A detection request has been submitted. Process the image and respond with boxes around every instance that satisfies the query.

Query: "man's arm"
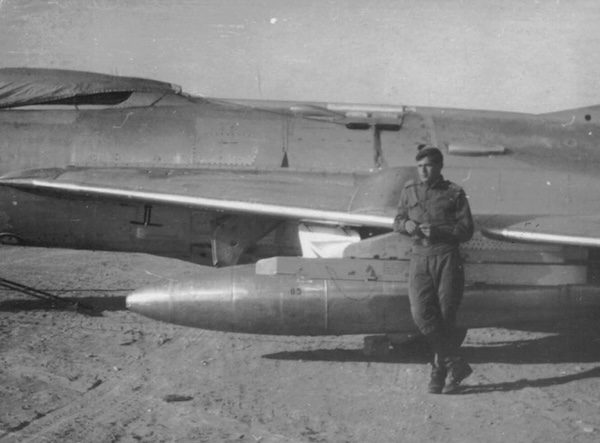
[393,189,409,234]
[452,190,475,242]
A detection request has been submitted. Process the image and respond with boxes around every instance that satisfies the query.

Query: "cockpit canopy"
[0,68,185,109]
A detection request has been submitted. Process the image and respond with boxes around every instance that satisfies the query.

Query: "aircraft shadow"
[264,324,600,366]
[264,340,432,365]
[264,329,600,392]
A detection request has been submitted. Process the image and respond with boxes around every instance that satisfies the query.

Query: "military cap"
[415,144,444,164]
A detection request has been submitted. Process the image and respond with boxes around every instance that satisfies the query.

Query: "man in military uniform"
[394,145,475,394]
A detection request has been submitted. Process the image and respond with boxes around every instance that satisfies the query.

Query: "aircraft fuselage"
[2,95,600,263]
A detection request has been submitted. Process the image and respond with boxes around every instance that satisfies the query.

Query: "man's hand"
[404,220,420,235]
[419,222,432,238]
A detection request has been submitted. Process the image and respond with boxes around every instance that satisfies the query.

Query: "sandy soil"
[1,246,599,443]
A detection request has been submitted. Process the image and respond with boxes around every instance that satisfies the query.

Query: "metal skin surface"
[125,266,411,336]
[125,265,600,335]
[3,69,600,335]
[2,70,600,259]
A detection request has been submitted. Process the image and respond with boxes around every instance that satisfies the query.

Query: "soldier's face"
[417,157,442,184]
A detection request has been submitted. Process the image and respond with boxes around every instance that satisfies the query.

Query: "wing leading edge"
[482,215,600,248]
[0,167,394,229]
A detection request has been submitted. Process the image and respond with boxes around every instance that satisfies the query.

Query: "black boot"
[428,360,447,394]
[423,332,449,394]
[442,357,472,394]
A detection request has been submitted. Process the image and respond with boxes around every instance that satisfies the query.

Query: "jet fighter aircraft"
[1,68,599,343]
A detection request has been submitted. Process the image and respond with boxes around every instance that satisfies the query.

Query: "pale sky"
[1,0,599,113]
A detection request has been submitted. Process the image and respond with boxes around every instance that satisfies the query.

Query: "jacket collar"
[419,175,445,189]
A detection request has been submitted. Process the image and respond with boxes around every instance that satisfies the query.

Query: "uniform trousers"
[408,248,464,357]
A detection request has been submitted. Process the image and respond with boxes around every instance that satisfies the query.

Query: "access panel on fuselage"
[286,118,375,171]
[0,110,77,173]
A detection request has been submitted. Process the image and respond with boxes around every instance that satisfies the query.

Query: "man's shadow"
[459,366,600,395]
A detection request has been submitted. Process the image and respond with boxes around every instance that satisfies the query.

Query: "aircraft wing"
[4,167,600,248]
[0,166,395,228]
[482,215,600,248]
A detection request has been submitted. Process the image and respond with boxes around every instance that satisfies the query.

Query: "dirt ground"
[1,246,599,443]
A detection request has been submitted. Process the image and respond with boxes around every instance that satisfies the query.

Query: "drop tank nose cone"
[126,281,175,322]
[125,269,238,329]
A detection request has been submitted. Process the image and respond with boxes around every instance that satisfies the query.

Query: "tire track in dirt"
[1,330,306,443]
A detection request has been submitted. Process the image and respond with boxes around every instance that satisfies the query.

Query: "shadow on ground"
[264,322,600,366]
[0,293,127,314]
[457,366,600,394]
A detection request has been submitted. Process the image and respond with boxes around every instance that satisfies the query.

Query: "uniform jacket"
[394,175,474,255]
